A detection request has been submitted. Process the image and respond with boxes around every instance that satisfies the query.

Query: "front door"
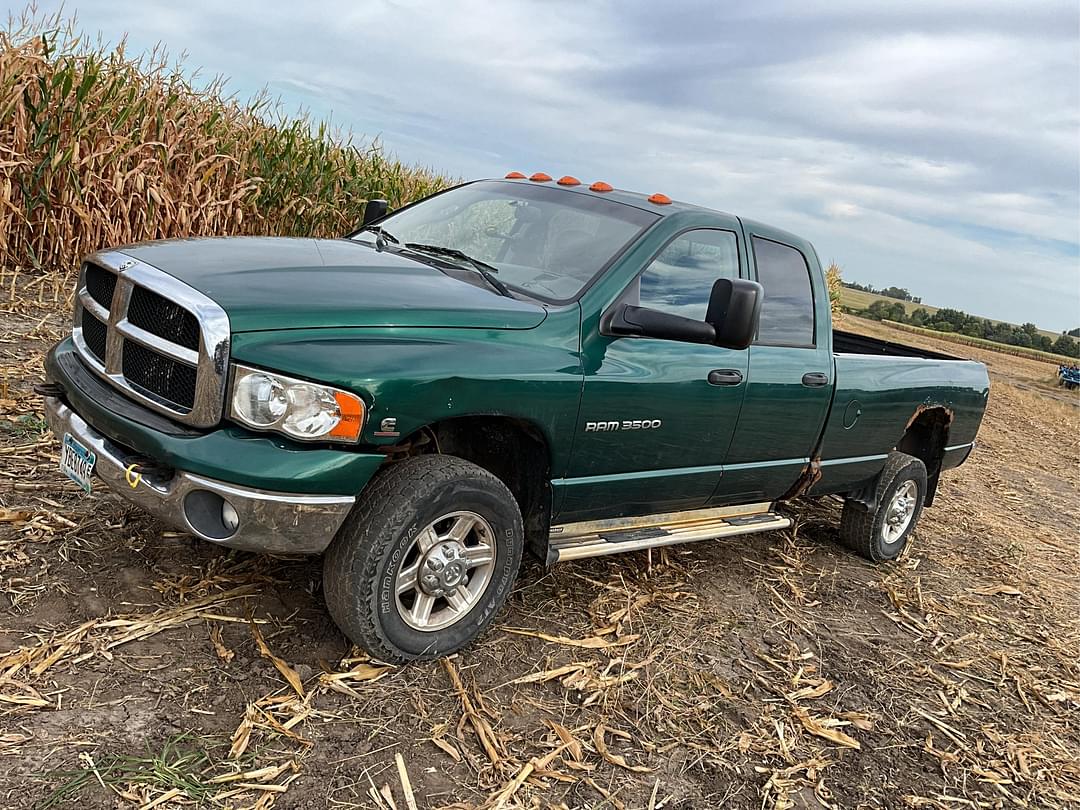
[557,228,750,521]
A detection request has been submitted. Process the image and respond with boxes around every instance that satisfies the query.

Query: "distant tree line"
[855,300,1080,358]
[843,281,921,303]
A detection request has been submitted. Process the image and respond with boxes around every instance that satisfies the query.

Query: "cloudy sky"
[45,0,1080,330]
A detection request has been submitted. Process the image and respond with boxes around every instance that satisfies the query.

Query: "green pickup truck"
[41,175,989,662]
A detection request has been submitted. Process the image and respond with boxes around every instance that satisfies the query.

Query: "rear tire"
[839,451,927,562]
[323,455,523,663]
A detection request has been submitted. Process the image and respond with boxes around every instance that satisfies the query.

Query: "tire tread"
[839,451,926,562]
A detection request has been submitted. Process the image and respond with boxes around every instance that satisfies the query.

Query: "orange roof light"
[529,172,552,182]
[557,175,581,186]
[589,181,613,192]
[504,171,526,179]
[648,193,672,205]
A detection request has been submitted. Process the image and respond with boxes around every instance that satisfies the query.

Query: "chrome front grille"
[71,251,231,428]
[79,308,108,362]
[84,263,117,309]
[127,285,201,350]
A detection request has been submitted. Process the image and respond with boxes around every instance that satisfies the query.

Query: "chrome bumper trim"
[44,397,354,554]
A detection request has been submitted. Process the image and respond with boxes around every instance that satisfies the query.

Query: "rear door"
[557,227,750,521]
[715,223,833,503]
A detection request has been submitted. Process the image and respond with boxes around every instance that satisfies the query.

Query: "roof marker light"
[589,181,613,192]
[529,172,552,182]
[648,193,672,205]
[557,175,581,186]
[505,171,526,179]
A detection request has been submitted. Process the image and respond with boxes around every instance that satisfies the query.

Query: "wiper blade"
[405,243,500,274]
[359,225,399,250]
[404,243,513,298]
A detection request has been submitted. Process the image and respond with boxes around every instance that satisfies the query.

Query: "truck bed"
[833,329,958,360]
[808,333,989,499]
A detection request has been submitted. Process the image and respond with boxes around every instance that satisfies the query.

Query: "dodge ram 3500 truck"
[41,175,989,662]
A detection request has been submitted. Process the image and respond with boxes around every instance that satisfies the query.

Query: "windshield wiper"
[403,243,513,298]
[359,225,399,251]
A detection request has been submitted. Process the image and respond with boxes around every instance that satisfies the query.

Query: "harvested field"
[1,299,1077,809]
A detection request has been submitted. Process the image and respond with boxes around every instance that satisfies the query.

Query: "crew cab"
[41,175,990,662]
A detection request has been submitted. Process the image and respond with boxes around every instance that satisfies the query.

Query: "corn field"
[0,8,451,289]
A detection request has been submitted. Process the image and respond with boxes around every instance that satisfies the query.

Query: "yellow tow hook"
[124,463,143,489]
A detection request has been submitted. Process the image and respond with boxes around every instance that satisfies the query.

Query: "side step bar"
[548,502,791,562]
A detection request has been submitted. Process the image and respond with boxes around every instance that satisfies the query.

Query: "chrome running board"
[548,502,791,562]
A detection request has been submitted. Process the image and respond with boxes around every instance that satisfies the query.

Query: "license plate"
[60,433,96,493]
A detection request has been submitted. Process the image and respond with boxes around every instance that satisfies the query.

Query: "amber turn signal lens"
[504,171,526,179]
[529,172,552,182]
[329,391,366,441]
[557,175,581,186]
[589,181,613,192]
[648,193,672,205]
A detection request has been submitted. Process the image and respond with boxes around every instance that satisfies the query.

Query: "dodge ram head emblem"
[117,259,136,271]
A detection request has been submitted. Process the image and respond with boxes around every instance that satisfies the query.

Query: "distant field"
[880,320,1076,365]
[839,287,939,317]
[838,288,1059,340]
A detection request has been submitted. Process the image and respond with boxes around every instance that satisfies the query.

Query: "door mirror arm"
[603,304,718,344]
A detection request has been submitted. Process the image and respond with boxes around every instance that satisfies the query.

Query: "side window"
[752,237,815,346]
[637,229,739,320]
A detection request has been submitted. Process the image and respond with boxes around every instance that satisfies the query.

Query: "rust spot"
[780,454,822,501]
[904,403,954,432]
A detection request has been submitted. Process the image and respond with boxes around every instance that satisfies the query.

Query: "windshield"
[352,180,659,302]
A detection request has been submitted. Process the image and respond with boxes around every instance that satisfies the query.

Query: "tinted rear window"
[752,237,815,346]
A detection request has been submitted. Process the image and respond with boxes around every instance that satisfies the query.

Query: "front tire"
[323,455,523,663]
[839,451,927,562]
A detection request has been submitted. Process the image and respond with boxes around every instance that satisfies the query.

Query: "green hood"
[116,237,548,333]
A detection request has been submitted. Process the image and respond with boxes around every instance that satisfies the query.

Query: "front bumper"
[44,396,355,554]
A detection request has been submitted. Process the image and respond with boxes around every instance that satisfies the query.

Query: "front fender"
[228,310,583,477]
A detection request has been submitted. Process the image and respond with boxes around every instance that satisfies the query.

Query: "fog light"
[221,501,239,532]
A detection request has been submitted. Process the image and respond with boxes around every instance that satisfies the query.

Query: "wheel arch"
[384,414,553,560]
[894,405,953,507]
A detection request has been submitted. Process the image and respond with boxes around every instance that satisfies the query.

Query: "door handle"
[802,372,829,387]
[708,369,744,386]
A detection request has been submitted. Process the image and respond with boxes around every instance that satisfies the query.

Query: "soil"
[1,302,1077,809]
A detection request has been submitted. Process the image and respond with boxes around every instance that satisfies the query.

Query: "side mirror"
[602,277,763,348]
[362,199,389,227]
[706,278,763,350]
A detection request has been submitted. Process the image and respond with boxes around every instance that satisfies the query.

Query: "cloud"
[45,0,1080,329]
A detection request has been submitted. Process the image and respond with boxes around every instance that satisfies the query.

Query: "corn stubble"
[0,7,450,293]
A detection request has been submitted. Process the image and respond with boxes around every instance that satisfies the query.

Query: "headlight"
[229,365,365,443]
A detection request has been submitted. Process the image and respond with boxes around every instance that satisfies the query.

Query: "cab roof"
[491,174,716,218]
[490,174,812,251]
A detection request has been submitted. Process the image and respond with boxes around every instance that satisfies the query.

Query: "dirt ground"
[0,295,1077,809]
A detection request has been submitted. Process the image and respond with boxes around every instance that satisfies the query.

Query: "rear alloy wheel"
[880,480,919,546]
[323,455,523,662]
[839,451,927,562]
